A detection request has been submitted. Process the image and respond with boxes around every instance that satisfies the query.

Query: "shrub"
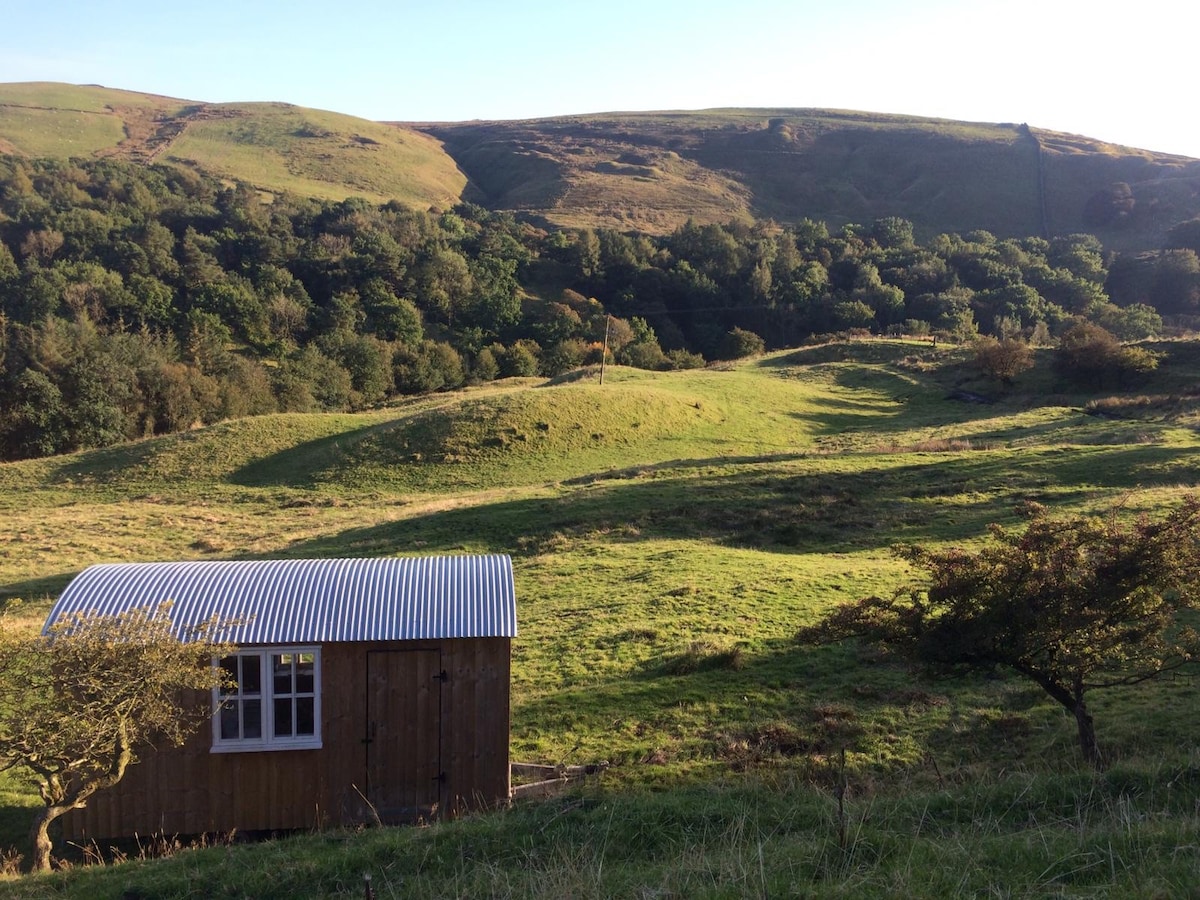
[716,327,766,360]
[973,336,1034,384]
[1055,321,1162,389]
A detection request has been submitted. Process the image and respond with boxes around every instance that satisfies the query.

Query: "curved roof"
[44,556,517,643]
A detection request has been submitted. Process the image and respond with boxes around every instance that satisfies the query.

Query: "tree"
[870,216,915,250]
[0,606,233,870]
[973,335,1034,384]
[796,498,1200,767]
[1166,217,1200,255]
[717,327,766,360]
[1055,321,1161,388]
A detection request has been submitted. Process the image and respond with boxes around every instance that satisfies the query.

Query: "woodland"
[2,154,1199,462]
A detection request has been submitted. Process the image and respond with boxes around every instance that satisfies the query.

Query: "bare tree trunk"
[1026,671,1104,769]
[29,804,71,872]
[27,727,133,871]
[1074,695,1102,769]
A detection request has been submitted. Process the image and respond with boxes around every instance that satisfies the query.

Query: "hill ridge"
[2,82,1200,249]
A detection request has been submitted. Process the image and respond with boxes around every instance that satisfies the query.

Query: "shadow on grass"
[5,443,1194,600]
[508,633,1007,778]
[227,422,394,488]
[0,786,39,863]
[269,442,1199,562]
[0,573,76,604]
[45,419,401,491]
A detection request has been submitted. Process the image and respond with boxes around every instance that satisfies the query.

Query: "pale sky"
[2,0,1195,157]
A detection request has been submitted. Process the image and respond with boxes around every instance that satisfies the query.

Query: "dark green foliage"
[1,152,1198,461]
[541,338,587,376]
[798,498,1200,765]
[619,339,669,370]
[1149,250,1200,314]
[1,369,66,458]
[496,340,541,378]
[1166,217,1200,255]
[471,346,500,382]
[973,336,1034,384]
[717,327,766,360]
[666,347,706,369]
[870,216,915,250]
[394,341,466,394]
[1055,321,1162,388]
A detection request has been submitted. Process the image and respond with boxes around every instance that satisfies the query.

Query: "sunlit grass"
[166,104,466,205]
[0,340,1198,891]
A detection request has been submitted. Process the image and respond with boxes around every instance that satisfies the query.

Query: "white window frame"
[212,646,322,753]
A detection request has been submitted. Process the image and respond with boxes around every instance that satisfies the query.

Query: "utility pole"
[600,314,611,385]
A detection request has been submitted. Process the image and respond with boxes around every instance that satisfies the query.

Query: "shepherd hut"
[42,555,516,840]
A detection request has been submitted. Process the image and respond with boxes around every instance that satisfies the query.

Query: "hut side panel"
[444,638,512,814]
[62,638,511,840]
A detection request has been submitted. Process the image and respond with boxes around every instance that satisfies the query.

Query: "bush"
[499,340,541,378]
[472,347,500,382]
[716,327,766,360]
[667,348,706,369]
[394,340,465,394]
[541,339,587,376]
[619,339,669,370]
[973,336,1034,384]
[1055,322,1162,389]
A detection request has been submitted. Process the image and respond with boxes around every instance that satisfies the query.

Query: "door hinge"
[433,669,448,683]
[431,771,446,783]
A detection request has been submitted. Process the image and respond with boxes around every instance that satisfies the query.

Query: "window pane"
[241,656,261,696]
[219,656,238,690]
[296,697,315,736]
[219,700,240,740]
[274,698,293,737]
[213,649,319,748]
[273,654,293,696]
[243,699,262,739]
[295,655,314,694]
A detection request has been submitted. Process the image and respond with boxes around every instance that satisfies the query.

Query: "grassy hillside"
[0,83,180,158]
[1,339,1199,895]
[421,109,1200,248]
[163,103,466,204]
[0,83,466,206]
[4,83,1199,249]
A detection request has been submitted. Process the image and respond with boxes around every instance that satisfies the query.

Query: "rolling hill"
[0,82,466,206]
[1,342,1200,895]
[420,109,1200,248]
[2,82,1199,250]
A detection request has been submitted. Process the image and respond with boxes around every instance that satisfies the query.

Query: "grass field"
[165,104,467,205]
[1,339,1199,896]
[0,83,467,208]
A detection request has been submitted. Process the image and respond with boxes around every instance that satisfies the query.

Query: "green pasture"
[0,106,124,159]
[165,104,466,205]
[0,83,184,114]
[1,340,1199,894]
[0,82,188,158]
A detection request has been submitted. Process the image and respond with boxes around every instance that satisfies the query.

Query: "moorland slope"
[3,83,1199,249]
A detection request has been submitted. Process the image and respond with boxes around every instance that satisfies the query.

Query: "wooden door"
[366,649,443,823]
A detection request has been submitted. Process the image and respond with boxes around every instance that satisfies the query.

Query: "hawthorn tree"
[1055,321,1161,388]
[973,335,1034,384]
[0,605,233,871]
[797,498,1200,767]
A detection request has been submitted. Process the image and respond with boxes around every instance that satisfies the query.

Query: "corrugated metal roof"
[43,556,517,643]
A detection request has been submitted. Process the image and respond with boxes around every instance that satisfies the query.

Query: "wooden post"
[600,315,611,385]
